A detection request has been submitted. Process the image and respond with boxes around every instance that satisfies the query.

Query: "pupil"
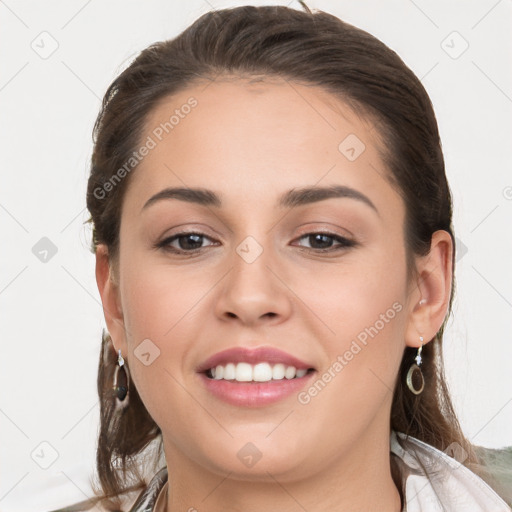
[311,234,331,249]
[180,234,202,250]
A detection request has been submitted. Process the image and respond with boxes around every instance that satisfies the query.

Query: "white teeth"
[285,365,296,379]
[272,363,285,380]
[208,362,311,382]
[213,365,224,380]
[223,362,236,380]
[253,363,272,382]
[235,362,253,382]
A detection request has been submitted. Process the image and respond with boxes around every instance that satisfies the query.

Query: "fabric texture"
[390,431,512,511]
[49,430,512,512]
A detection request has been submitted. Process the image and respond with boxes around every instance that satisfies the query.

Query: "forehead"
[122,77,400,219]
[143,77,380,160]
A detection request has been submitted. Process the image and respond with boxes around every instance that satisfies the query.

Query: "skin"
[96,77,453,512]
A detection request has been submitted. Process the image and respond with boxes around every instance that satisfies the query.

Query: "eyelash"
[154,230,357,256]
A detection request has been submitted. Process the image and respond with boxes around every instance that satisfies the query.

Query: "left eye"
[293,232,355,251]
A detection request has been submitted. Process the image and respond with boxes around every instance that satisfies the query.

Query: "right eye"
[155,232,218,254]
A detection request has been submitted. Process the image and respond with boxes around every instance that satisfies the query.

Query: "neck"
[161,425,402,512]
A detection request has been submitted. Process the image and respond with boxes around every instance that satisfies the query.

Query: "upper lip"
[196,346,315,373]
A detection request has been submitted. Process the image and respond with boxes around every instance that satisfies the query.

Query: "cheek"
[120,255,209,341]
[290,265,406,458]
[119,264,206,442]
[292,244,407,342]
[118,250,224,417]
[292,243,407,399]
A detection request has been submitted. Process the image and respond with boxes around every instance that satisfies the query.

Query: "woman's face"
[104,78,424,480]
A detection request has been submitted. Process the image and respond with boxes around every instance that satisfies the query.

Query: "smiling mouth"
[204,362,316,382]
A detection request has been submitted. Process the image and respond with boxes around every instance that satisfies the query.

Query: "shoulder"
[49,468,168,512]
[472,444,512,507]
[390,430,512,511]
[47,487,144,512]
[48,496,139,512]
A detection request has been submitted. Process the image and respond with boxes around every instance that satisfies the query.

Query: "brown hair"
[85,2,478,506]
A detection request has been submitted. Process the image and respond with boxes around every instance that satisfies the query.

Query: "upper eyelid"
[160,230,353,249]
[162,228,350,240]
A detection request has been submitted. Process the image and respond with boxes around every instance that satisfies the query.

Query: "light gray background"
[1,0,511,510]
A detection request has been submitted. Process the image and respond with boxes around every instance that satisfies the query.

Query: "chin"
[191,431,316,482]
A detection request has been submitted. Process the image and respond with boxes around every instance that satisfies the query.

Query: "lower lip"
[198,372,316,407]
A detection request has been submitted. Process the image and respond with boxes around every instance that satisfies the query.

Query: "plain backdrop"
[1,0,511,510]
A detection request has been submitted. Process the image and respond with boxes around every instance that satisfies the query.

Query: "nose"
[213,238,293,327]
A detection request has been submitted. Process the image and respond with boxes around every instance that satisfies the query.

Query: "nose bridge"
[231,232,276,298]
[214,231,292,324]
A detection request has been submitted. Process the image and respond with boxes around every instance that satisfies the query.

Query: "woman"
[56,3,511,511]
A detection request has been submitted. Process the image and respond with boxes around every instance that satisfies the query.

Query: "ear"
[404,230,453,348]
[95,244,128,355]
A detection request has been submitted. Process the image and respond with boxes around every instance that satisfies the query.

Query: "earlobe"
[95,244,127,353]
[405,230,453,348]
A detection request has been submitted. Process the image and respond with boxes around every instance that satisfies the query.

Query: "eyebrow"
[141,185,379,215]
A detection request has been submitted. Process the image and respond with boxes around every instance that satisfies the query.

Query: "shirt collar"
[390,430,511,511]
[128,432,511,511]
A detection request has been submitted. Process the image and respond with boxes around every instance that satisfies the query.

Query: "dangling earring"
[406,337,424,395]
[113,349,130,406]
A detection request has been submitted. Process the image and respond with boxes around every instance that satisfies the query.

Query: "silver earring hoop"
[406,339,424,395]
[113,349,130,407]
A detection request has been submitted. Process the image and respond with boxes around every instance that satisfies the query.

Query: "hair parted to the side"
[85,2,479,504]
